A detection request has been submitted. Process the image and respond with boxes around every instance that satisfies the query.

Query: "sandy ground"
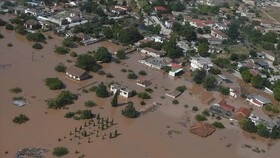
[1,14,280,158]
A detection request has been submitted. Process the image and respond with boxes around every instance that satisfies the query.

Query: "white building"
[246,94,271,108]
[140,47,165,58]
[190,57,213,70]
[110,84,133,98]
[65,65,88,81]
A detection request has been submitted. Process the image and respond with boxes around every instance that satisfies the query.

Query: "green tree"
[116,50,126,59]
[251,75,264,89]
[55,63,67,72]
[239,118,257,133]
[241,70,253,83]
[203,75,217,90]
[32,43,43,49]
[54,46,69,54]
[137,92,151,99]
[5,24,14,30]
[227,23,239,40]
[26,32,46,42]
[0,18,7,26]
[273,87,280,101]
[80,110,94,119]
[163,35,182,59]
[52,147,69,157]
[84,100,96,107]
[270,125,280,139]
[262,31,278,43]
[76,54,96,71]
[13,114,29,124]
[195,114,207,121]
[208,67,221,75]
[118,27,142,44]
[212,121,225,128]
[220,86,230,95]
[198,42,209,57]
[47,91,78,109]
[121,104,140,118]
[111,90,119,107]
[96,82,109,98]
[94,47,112,63]
[45,77,64,90]
[191,69,207,84]
[257,123,270,138]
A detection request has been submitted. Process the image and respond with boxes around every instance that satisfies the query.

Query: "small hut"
[189,122,216,138]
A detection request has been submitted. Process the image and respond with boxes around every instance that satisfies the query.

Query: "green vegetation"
[138,70,147,76]
[76,54,97,71]
[84,100,97,107]
[116,50,126,59]
[96,82,109,98]
[191,69,206,84]
[26,32,46,42]
[203,75,217,90]
[202,109,210,117]
[32,43,43,49]
[70,51,77,57]
[54,46,69,54]
[239,118,257,133]
[111,91,119,107]
[163,35,182,59]
[0,18,7,26]
[172,99,179,104]
[176,85,187,93]
[137,92,151,99]
[265,105,280,113]
[55,63,67,72]
[7,43,13,47]
[127,72,138,79]
[219,86,230,95]
[212,121,225,128]
[0,33,3,39]
[118,27,142,44]
[9,87,22,94]
[52,147,69,157]
[208,67,221,75]
[64,112,75,118]
[195,114,207,121]
[45,77,64,90]
[192,106,199,112]
[122,103,140,118]
[5,24,14,30]
[94,47,112,63]
[79,110,94,119]
[46,91,78,109]
[13,114,29,124]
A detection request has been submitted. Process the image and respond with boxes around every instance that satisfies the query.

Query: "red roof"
[171,63,182,69]
[154,6,167,11]
[236,107,251,117]
[218,103,235,112]
[253,99,262,106]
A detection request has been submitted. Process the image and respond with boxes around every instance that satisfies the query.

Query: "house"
[211,29,228,40]
[249,114,275,130]
[190,57,213,70]
[232,107,251,121]
[165,90,182,98]
[217,99,235,112]
[110,84,133,98]
[169,63,183,77]
[65,65,88,81]
[66,15,81,23]
[263,51,276,61]
[255,60,269,68]
[189,122,216,138]
[154,6,167,12]
[76,33,90,41]
[209,104,233,118]
[111,7,126,16]
[139,57,166,69]
[140,47,165,58]
[24,8,39,16]
[189,19,214,28]
[24,19,41,30]
[246,94,271,108]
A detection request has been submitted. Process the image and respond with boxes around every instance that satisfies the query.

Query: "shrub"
[13,114,29,124]
[7,43,13,47]
[116,50,126,59]
[209,67,221,75]
[220,86,230,95]
[137,92,151,99]
[5,24,14,30]
[176,85,187,93]
[144,88,153,93]
[122,104,140,118]
[82,89,88,93]
[114,58,121,63]
[79,110,94,119]
[192,106,199,112]
[265,104,280,113]
[138,70,147,76]
[55,46,69,54]
[121,69,127,72]
[32,43,43,49]
[195,114,207,121]
[55,63,67,72]
[140,101,146,105]
[47,35,53,39]
[96,82,109,98]
[64,112,75,118]
[70,51,77,57]
[128,72,138,79]
[9,87,22,94]
[84,100,97,107]
[212,121,225,128]
[89,86,97,92]
[202,109,210,117]
[97,70,106,75]
[45,77,64,90]
[172,99,179,104]
[0,18,7,26]
[106,73,114,78]
[52,147,69,157]
[26,32,46,42]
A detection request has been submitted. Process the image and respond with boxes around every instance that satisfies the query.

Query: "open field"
[1,14,280,158]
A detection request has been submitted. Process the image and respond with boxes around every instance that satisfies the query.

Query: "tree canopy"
[96,82,109,98]
[191,69,207,84]
[76,54,96,71]
[121,103,140,118]
[94,47,112,63]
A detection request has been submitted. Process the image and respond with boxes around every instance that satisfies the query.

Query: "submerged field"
[0,15,280,158]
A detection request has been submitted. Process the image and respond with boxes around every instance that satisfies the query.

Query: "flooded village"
[1,0,280,158]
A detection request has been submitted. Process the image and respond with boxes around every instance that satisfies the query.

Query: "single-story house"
[139,57,166,69]
[190,122,216,138]
[190,57,213,70]
[137,79,152,87]
[217,99,235,112]
[24,19,41,30]
[209,104,233,118]
[255,61,269,68]
[65,65,88,81]
[140,47,165,58]
[165,90,182,98]
[110,84,133,98]
[169,63,183,77]
[154,6,167,12]
[211,29,228,40]
[232,107,251,121]
[246,94,271,108]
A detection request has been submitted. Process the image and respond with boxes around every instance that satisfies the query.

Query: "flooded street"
[1,16,280,158]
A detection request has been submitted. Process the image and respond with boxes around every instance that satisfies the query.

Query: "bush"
[0,18,7,26]
[52,147,69,157]
[96,82,109,98]
[202,109,210,117]
[55,63,67,72]
[195,114,207,121]
[122,104,140,118]
[128,72,138,79]
[79,110,94,119]
[176,85,187,93]
[138,70,147,76]
[45,77,64,90]
[220,86,230,95]
[13,114,29,124]
[212,121,225,128]
[265,105,280,113]
[64,112,75,118]
[137,92,151,99]
[84,100,97,107]
[32,43,43,49]
[144,88,153,93]
[106,73,114,78]
[9,87,22,93]
[26,32,46,42]
[89,86,97,92]
[5,24,14,30]
[7,43,13,47]
[208,67,221,75]
[192,106,199,112]
[97,70,106,75]
[172,99,179,104]
[55,46,69,54]
[70,51,77,57]
[140,101,146,105]
[116,50,126,59]
[46,91,78,109]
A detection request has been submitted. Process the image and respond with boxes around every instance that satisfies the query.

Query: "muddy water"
[1,20,280,158]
